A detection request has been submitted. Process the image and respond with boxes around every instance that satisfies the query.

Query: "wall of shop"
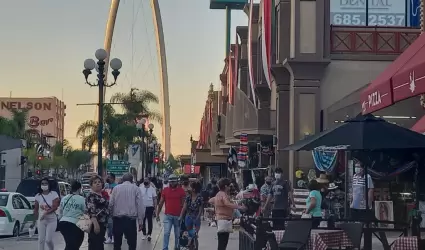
[320,60,391,129]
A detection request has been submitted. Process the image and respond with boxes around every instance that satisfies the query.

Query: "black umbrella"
[283,114,425,151]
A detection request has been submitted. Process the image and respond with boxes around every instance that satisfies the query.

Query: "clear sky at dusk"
[0,0,250,155]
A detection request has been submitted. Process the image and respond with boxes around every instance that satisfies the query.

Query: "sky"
[0,0,250,155]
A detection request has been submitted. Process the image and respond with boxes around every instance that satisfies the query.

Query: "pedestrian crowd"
[32,172,250,250]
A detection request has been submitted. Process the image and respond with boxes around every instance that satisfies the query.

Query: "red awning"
[411,115,425,134]
[361,33,425,114]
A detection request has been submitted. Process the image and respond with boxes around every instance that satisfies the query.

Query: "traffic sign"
[106,160,130,176]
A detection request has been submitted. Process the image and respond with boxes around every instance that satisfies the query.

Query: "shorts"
[185,216,201,231]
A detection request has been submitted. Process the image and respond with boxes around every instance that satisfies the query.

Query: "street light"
[83,48,122,176]
[136,118,147,179]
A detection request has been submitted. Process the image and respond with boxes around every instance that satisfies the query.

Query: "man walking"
[139,177,157,241]
[156,174,186,250]
[109,173,145,250]
[351,163,374,220]
[265,168,295,229]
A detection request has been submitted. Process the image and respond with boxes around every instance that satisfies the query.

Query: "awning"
[361,33,425,114]
[411,115,425,134]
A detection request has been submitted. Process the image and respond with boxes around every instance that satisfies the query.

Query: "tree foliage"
[77,89,162,159]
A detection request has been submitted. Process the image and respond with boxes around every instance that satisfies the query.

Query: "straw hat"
[328,183,338,190]
[316,174,329,184]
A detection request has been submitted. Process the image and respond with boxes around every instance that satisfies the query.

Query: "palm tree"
[76,104,139,158]
[110,88,162,123]
[9,108,29,138]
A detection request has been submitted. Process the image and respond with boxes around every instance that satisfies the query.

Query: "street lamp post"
[136,118,147,180]
[83,49,122,176]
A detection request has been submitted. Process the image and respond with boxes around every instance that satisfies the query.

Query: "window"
[12,195,24,209]
[18,195,31,209]
[0,194,9,206]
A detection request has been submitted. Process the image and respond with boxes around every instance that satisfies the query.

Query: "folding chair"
[278,220,313,250]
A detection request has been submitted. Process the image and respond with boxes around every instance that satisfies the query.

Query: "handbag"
[217,219,233,233]
[301,213,312,219]
[40,194,60,231]
[76,208,105,233]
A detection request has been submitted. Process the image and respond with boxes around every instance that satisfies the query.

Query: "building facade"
[193,0,421,186]
[0,97,66,142]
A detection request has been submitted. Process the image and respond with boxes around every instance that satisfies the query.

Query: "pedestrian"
[139,177,157,241]
[180,182,203,236]
[209,178,219,198]
[260,176,273,217]
[304,180,322,228]
[32,177,60,250]
[264,168,295,229]
[105,173,117,244]
[181,175,190,194]
[156,174,186,250]
[59,180,86,250]
[209,178,246,250]
[86,175,109,250]
[350,163,374,220]
[109,173,145,250]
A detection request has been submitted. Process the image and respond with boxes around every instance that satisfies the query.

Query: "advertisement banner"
[330,0,406,27]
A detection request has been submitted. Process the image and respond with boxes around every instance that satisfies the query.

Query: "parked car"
[0,192,34,236]
[16,178,61,206]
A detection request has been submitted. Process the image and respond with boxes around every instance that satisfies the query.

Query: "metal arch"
[103,0,171,163]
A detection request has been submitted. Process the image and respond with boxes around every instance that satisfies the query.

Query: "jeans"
[59,221,84,250]
[38,216,57,250]
[185,215,201,231]
[88,224,106,250]
[107,218,113,239]
[163,214,180,250]
[217,232,230,250]
[142,206,155,235]
[113,217,137,250]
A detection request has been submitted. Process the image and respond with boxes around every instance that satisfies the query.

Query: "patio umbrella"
[283,114,425,151]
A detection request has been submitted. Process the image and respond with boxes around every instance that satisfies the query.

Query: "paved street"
[0,220,409,250]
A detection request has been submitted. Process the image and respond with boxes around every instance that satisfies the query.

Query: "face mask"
[170,183,177,188]
[144,181,149,186]
[41,185,49,191]
[355,167,362,174]
[275,173,281,179]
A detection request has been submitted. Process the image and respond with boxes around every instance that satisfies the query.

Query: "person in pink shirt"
[209,178,245,250]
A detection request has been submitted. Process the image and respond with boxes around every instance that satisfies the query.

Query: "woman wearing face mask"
[59,180,86,250]
[86,175,109,250]
[33,178,60,250]
[209,178,246,250]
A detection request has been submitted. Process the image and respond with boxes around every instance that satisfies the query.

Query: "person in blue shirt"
[305,180,322,228]
[59,180,86,250]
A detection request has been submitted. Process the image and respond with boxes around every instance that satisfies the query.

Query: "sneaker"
[104,238,113,244]
[111,238,114,244]
[147,235,152,241]
[142,235,147,240]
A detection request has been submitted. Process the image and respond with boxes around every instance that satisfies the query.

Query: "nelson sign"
[0,101,52,111]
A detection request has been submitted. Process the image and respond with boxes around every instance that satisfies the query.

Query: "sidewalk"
[0,220,237,250]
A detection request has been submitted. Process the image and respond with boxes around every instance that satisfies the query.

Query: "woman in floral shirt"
[180,182,203,233]
[86,175,109,250]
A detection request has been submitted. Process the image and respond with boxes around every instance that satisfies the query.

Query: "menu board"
[330,0,406,27]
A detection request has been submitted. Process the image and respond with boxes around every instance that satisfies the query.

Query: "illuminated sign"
[330,0,406,27]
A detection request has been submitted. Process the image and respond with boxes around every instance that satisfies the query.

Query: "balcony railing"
[330,25,420,54]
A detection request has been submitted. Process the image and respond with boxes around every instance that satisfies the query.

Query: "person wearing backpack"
[59,180,86,250]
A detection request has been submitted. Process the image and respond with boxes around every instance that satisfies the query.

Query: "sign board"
[106,160,130,176]
[330,0,406,27]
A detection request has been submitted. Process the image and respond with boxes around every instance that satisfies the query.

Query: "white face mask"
[355,167,362,174]
[41,185,49,191]
[275,173,281,179]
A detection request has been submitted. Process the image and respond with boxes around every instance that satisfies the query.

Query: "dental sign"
[331,0,406,27]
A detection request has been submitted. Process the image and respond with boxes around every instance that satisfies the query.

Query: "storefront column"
[271,65,291,181]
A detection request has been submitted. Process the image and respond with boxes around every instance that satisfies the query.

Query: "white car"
[0,192,34,236]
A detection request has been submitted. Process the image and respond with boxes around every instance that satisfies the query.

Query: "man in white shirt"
[139,177,157,241]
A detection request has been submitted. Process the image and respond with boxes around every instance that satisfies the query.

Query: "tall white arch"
[103,0,171,164]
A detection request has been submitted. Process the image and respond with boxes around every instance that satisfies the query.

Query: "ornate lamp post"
[136,118,147,180]
[83,49,122,176]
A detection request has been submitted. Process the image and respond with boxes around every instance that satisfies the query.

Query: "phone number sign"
[331,0,406,27]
